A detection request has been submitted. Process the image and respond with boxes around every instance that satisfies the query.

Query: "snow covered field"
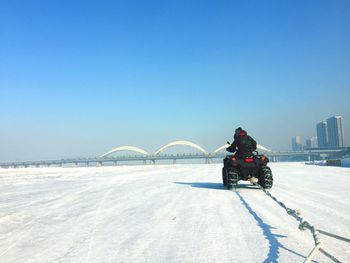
[0,163,349,263]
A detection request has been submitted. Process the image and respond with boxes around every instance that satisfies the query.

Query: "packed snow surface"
[0,163,349,263]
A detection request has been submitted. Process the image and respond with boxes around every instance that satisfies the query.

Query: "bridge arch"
[101,146,149,157]
[213,144,271,153]
[155,140,209,155]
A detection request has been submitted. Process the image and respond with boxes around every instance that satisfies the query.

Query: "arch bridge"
[154,140,209,155]
[101,140,270,158]
[98,140,271,164]
[101,146,149,158]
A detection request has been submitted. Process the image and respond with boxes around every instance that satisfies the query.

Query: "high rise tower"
[306,137,318,149]
[291,136,302,151]
[327,116,344,147]
[316,121,328,147]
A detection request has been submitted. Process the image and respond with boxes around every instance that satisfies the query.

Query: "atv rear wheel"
[259,166,273,189]
[227,169,239,189]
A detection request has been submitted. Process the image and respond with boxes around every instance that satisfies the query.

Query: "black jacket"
[226,130,257,157]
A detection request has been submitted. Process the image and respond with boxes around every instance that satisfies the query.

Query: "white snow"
[306,158,350,167]
[0,163,349,263]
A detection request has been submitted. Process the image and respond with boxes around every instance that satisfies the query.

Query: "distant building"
[291,136,302,151]
[316,121,328,147]
[327,116,344,147]
[306,137,318,149]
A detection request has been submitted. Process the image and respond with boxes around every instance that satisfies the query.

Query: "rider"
[226,127,257,158]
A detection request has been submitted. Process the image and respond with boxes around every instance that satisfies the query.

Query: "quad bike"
[222,151,273,189]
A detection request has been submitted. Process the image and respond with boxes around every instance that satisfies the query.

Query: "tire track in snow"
[85,188,113,263]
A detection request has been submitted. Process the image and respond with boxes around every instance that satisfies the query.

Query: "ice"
[0,163,349,262]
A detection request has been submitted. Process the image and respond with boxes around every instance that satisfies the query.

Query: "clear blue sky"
[1,0,349,161]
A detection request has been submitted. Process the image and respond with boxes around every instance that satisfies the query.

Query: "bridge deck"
[1,147,349,168]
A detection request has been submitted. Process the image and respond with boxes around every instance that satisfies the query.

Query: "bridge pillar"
[173,159,176,164]
[114,161,118,166]
[143,160,146,165]
[206,158,212,164]
[151,160,155,165]
[97,161,102,167]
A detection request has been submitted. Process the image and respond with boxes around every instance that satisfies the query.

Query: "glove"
[227,141,230,145]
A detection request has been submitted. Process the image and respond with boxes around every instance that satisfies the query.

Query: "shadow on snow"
[174,181,261,190]
[174,181,310,262]
[173,182,225,190]
[235,191,308,262]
